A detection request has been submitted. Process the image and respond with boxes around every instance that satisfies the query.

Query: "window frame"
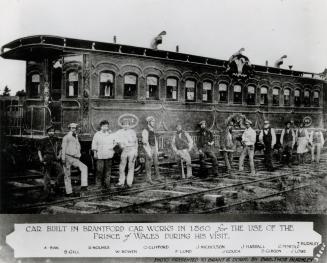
[303,89,311,107]
[202,80,213,103]
[218,82,228,103]
[123,73,138,100]
[30,73,41,98]
[260,86,268,106]
[66,71,79,98]
[166,77,178,101]
[146,75,160,100]
[246,85,256,105]
[233,84,242,104]
[185,79,196,102]
[313,90,320,107]
[294,89,301,107]
[272,87,280,106]
[283,88,291,106]
[99,71,115,98]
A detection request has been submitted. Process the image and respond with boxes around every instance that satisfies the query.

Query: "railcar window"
[247,85,255,105]
[304,90,310,107]
[314,91,319,107]
[185,80,196,102]
[124,74,138,99]
[100,72,114,98]
[30,74,40,98]
[284,88,290,106]
[272,88,280,106]
[218,83,228,102]
[202,81,212,102]
[294,89,301,106]
[166,78,178,101]
[66,72,78,97]
[233,84,242,104]
[146,76,159,100]
[260,87,268,105]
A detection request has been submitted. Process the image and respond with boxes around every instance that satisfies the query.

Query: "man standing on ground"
[280,121,295,167]
[171,124,193,179]
[61,123,88,197]
[310,128,324,164]
[220,121,236,174]
[259,120,276,171]
[197,120,219,177]
[239,119,256,176]
[91,120,116,189]
[142,116,162,184]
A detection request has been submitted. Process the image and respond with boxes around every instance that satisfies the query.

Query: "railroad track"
[7,154,326,214]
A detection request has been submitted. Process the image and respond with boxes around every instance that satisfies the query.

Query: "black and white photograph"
[0,0,326,262]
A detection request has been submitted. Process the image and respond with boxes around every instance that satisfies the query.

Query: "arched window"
[294,89,301,106]
[66,71,78,97]
[124,74,138,99]
[304,90,310,107]
[313,91,320,107]
[99,72,114,98]
[185,80,196,102]
[247,85,256,105]
[284,88,290,106]
[233,84,242,104]
[146,76,159,100]
[30,73,40,98]
[202,81,212,102]
[272,88,280,106]
[166,78,178,101]
[218,83,228,103]
[260,86,268,105]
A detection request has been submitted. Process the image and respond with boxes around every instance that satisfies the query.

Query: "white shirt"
[116,128,138,148]
[242,127,256,146]
[91,131,117,159]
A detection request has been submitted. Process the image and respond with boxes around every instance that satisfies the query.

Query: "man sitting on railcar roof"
[61,123,88,197]
[197,120,219,177]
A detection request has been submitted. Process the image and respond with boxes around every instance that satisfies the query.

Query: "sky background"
[0,0,326,95]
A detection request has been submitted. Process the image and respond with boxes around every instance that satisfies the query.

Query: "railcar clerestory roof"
[0,35,322,78]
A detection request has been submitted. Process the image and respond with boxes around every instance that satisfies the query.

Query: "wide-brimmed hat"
[68,123,78,128]
[199,120,206,125]
[264,120,270,125]
[146,116,155,123]
[244,119,252,125]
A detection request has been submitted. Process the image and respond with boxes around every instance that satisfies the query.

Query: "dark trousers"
[43,161,64,192]
[263,146,274,170]
[199,147,219,176]
[282,145,292,165]
[96,159,112,188]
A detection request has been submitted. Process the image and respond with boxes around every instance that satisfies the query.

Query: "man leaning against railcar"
[61,123,88,197]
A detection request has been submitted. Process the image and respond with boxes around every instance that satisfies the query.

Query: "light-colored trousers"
[311,143,323,163]
[239,145,255,175]
[223,151,234,171]
[63,155,88,194]
[119,147,137,186]
[176,149,192,178]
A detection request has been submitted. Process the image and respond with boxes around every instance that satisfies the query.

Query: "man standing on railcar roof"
[172,123,193,179]
[91,120,117,189]
[280,121,296,167]
[61,123,88,197]
[142,116,162,184]
[259,120,276,171]
[116,119,138,188]
[197,120,219,177]
[37,126,64,199]
[220,121,236,174]
[239,119,256,176]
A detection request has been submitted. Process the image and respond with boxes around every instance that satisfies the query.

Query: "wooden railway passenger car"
[1,35,327,160]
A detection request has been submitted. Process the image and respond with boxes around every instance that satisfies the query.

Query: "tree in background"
[1,86,11,96]
[15,90,26,97]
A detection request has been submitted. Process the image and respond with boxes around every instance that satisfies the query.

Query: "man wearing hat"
[259,120,276,171]
[142,116,161,184]
[280,121,296,167]
[197,120,219,177]
[296,121,309,164]
[171,124,193,178]
[37,126,64,198]
[239,119,256,176]
[309,127,324,164]
[61,123,88,197]
[91,120,117,189]
[116,119,138,188]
